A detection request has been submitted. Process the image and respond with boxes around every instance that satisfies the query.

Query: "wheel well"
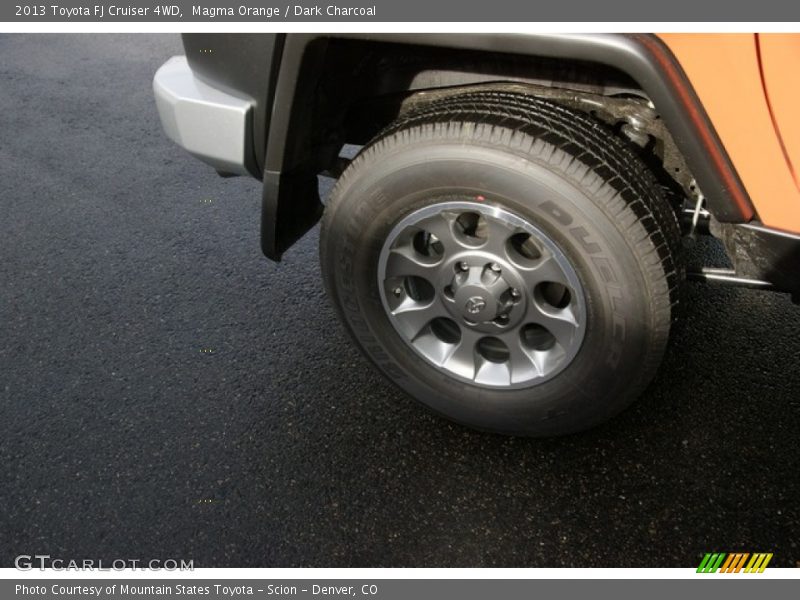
[264,34,758,260]
[289,39,692,202]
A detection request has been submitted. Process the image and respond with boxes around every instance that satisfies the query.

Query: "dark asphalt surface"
[1,34,799,569]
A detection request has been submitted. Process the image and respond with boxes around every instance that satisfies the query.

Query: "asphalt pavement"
[1,34,799,568]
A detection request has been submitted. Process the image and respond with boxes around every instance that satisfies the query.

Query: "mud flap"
[260,169,324,261]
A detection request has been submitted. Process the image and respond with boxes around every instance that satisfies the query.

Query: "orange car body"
[660,33,800,233]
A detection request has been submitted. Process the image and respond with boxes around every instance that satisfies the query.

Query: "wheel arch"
[262,33,756,260]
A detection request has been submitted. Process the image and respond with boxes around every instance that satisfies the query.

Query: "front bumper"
[153,56,254,176]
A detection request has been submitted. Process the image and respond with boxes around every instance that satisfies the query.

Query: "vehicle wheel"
[320,91,682,436]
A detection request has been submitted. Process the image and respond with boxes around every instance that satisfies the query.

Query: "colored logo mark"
[697,552,773,573]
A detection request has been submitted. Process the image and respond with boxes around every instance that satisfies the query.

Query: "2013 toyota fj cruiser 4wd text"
[154,33,800,436]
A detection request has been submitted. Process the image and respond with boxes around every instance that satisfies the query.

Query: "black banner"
[4,0,800,22]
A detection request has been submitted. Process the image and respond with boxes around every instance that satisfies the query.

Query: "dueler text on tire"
[320,92,682,436]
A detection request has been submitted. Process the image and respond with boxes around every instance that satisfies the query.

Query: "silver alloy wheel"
[377,201,587,388]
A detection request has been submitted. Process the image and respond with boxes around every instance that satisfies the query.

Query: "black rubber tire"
[320,92,682,436]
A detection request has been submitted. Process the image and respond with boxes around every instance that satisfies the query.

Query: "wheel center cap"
[464,296,487,315]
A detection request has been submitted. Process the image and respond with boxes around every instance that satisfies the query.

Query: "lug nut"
[393,287,403,297]
[489,263,502,273]
[458,262,469,272]
[511,288,521,299]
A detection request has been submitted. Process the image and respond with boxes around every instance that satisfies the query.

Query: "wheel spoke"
[518,254,572,287]
[529,346,567,377]
[392,299,448,339]
[385,247,438,279]
[416,212,461,252]
[527,302,580,348]
[474,357,512,387]
[441,330,479,380]
[480,216,518,257]
[505,337,540,383]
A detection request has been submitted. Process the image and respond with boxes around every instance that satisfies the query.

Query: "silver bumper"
[153,56,254,176]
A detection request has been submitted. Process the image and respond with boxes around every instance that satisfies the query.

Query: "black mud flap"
[260,169,324,261]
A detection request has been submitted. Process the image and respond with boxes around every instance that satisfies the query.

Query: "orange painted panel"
[658,33,800,233]
[757,34,800,191]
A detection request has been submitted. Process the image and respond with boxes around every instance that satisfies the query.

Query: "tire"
[320,91,682,436]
